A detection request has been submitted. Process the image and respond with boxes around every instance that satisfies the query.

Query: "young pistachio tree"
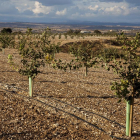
[41,28,51,45]
[70,41,102,76]
[8,28,60,97]
[41,28,60,61]
[8,37,44,97]
[116,32,128,46]
[58,33,62,39]
[0,35,15,54]
[26,28,32,36]
[100,32,140,137]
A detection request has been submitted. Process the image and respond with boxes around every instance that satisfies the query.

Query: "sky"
[0,0,140,23]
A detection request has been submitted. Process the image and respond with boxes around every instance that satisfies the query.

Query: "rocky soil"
[0,48,140,140]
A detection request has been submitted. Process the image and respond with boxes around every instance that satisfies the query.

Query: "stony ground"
[0,48,140,140]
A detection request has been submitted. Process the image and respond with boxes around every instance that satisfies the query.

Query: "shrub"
[1,28,12,34]
[94,30,102,34]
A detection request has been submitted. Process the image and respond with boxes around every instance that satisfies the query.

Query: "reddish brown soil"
[0,48,140,140]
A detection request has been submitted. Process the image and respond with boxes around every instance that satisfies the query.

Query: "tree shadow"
[40,71,58,75]
[21,80,28,82]
[82,88,111,96]
[39,80,56,83]
[0,70,17,73]
[0,132,27,138]
[0,131,38,139]
[90,70,114,75]
[132,132,140,137]
[0,87,27,94]
[46,95,116,99]
[78,81,110,86]
[87,95,116,99]
[38,80,70,84]
[37,92,116,98]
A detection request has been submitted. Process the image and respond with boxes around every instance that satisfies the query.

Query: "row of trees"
[0,27,118,36]
[66,29,118,36]
[1,27,139,137]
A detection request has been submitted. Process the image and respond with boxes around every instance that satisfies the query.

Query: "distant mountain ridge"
[0,22,140,30]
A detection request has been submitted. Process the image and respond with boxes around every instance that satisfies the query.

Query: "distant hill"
[0,22,140,31]
[65,20,140,26]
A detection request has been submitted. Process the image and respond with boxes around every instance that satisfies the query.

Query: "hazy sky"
[0,0,140,23]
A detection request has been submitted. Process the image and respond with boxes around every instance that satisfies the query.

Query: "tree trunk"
[2,48,5,54]
[85,66,88,76]
[129,95,134,137]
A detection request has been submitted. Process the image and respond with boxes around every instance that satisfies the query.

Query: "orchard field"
[0,29,140,140]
